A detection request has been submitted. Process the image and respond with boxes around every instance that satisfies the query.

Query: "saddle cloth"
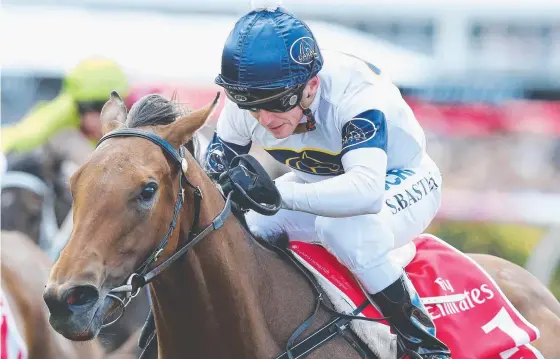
[0,289,28,359]
[289,234,545,359]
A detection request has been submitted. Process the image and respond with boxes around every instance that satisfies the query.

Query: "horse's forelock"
[126,94,187,129]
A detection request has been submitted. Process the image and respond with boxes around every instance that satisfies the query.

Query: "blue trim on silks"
[341,109,388,156]
[216,7,323,91]
[204,133,252,177]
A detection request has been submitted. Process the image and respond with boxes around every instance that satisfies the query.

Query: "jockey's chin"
[254,107,304,139]
[267,122,299,138]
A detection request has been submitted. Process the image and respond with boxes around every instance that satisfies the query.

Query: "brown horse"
[43,93,559,358]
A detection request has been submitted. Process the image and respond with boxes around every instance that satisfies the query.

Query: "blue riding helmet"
[215,6,323,112]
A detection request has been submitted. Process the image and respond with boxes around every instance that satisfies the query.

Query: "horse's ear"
[100,91,127,135]
[164,92,220,148]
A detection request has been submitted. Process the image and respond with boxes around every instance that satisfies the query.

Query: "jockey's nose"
[43,284,100,316]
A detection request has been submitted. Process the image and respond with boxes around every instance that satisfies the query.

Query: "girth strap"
[273,245,389,359]
[274,300,371,359]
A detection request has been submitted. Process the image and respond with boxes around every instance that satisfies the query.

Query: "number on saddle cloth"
[406,235,544,359]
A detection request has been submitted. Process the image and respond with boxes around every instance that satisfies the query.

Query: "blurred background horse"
[1,230,145,359]
[1,148,151,355]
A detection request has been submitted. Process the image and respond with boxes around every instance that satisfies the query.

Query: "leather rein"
[96,128,233,327]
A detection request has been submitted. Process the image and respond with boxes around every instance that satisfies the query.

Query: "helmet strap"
[293,105,316,134]
[291,58,319,135]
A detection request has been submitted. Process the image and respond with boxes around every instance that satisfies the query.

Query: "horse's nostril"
[44,291,70,316]
[63,285,99,307]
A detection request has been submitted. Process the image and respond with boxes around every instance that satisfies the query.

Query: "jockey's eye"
[139,182,158,202]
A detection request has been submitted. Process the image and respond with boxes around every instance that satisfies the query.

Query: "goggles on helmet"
[222,84,306,113]
[216,57,318,113]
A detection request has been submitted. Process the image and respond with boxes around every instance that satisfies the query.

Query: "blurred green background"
[428,220,559,299]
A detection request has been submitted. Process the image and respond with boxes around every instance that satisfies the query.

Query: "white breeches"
[246,156,443,294]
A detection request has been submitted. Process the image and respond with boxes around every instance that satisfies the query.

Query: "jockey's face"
[253,106,303,138]
[251,77,319,139]
[80,111,103,140]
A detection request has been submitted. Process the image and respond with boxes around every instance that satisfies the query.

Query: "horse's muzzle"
[43,283,104,340]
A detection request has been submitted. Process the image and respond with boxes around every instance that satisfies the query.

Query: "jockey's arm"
[1,93,79,153]
[276,108,388,218]
[204,101,252,179]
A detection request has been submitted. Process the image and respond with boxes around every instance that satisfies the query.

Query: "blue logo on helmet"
[290,37,318,65]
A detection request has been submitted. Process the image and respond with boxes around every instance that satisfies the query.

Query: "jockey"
[204,1,450,358]
[1,57,129,163]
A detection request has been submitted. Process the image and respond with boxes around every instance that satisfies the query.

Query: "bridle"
[96,128,233,327]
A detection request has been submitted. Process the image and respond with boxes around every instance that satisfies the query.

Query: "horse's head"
[1,150,60,245]
[43,91,218,341]
[1,186,44,242]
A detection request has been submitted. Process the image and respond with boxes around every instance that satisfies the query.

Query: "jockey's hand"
[217,154,282,214]
[218,163,277,206]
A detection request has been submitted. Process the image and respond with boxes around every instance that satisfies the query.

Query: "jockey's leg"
[315,157,450,359]
[246,207,319,243]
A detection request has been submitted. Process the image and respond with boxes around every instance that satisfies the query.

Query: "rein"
[96,128,233,326]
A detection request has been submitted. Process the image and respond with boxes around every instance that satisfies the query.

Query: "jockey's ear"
[163,92,220,149]
[301,76,320,109]
[100,91,126,135]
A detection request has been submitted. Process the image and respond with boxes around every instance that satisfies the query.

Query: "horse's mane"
[126,94,185,129]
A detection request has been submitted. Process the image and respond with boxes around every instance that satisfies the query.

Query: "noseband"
[96,128,232,327]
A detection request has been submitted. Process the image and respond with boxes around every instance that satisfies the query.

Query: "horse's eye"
[139,183,158,201]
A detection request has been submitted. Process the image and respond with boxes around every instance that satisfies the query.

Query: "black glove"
[217,155,281,216]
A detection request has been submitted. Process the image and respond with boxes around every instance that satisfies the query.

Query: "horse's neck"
[149,162,316,359]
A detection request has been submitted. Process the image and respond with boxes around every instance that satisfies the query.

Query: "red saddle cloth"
[288,234,544,359]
